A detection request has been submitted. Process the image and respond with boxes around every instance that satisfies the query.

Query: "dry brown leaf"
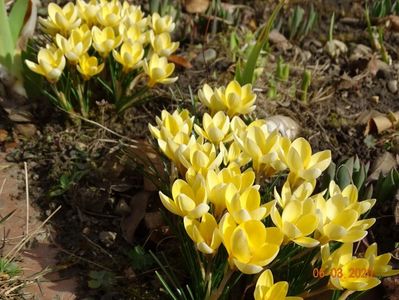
[365,111,399,135]
[168,55,193,69]
[184,0,210,13]
[121,191,151,244]
[368,152,398,181]
[18,0,38,51]
[269,30,291,51]
[0,129,8,142]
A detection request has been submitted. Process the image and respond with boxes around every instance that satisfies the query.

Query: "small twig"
[81,233,116,262]
[0,178,6,196]
[24,162,29,236]
[5,206,62,262]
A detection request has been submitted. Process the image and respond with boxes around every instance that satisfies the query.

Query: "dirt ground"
[0,0,398,299]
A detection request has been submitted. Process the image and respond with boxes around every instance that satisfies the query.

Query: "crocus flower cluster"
[150,80,399,298]
[25,0,178,86]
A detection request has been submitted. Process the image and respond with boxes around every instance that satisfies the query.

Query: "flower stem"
[209,267,233,300]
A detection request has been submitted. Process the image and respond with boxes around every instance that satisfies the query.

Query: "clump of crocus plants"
[26,0,178,116]
[149,80,399,299]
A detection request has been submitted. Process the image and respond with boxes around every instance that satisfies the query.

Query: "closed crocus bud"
[183,213,222,254]
[159,174,209,219]
[194,112,231,144]
[150,32,179,57]
[321,243,381,291]
[219,214,283,274]
[77,53,104,80]
[143,54,177,87]
[76,0,100,27]
[113,42,144,72]
[91,26,122,57]
[40,2,81,35]
[254,269,303,300]
[96,0,122,27]
[151,12,175,34]
[314,181,376,244]
[55,25,92,64]
[25,45,66,83]
[271,197,320,248]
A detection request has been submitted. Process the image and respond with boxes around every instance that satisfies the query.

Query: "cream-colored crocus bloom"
[220,214,283,274]
[321,243,381,291]
[254,269,303,300]
[143,54,177,87]
[314,181,376,244]
[282,137,331,187]
[96,0,122,27]
[226,185,275,224]
[271,197,319,248]
[274,180,314,208]
[55,25,91,64]
[148,109,194,164]
[184,213,222,254]
[76,53,104,80]
[25,45,66,83]
[150,32,179,57]
[40,2,81,35]
[112,42,144,72]
[159,174,209,219]
[76,0,99,27]
[194,111,231,144]
[91,26,122,57]
[151,12,175,34]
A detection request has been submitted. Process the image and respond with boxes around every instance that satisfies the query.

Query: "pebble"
[388,80,398,93]
[196,48,217,64]
[99,231,117,247]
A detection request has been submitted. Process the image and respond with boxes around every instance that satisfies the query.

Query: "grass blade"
[0,0,15,70]
[8,0,29,46]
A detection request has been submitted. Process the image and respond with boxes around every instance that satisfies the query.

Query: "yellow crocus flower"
[315,181,376,244]
[150,32,179,57]
[365,243,399,277]
[194,111,231,144]
[76,0,100,27]
[148,109,194,164]
[282,137,331,187]
[76,53,104,80]
[151,12,175,34]
[121,3,148,29]
[177,140,223,176]
[119,24,148,44]
[226,185,275,224]
[183,213,222,254]
[96,0,122,27]
[198,81,257,116]
[271,198,320,248]
[91,26,122,57]
[40,3,81,35]
[159,174,209,219]
[55,25,92,64]
[321,243,381,291]
[234,125,286,176]
[254,269,303,300]
[112,42,144,72]
[143,54,177,87]
[274,180,314,208]
[220,213,283,274]
[25,45,66,83]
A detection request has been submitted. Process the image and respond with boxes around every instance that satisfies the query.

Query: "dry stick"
[24,162,29,236]
[0,178,6,196]
[5,206,62,263]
